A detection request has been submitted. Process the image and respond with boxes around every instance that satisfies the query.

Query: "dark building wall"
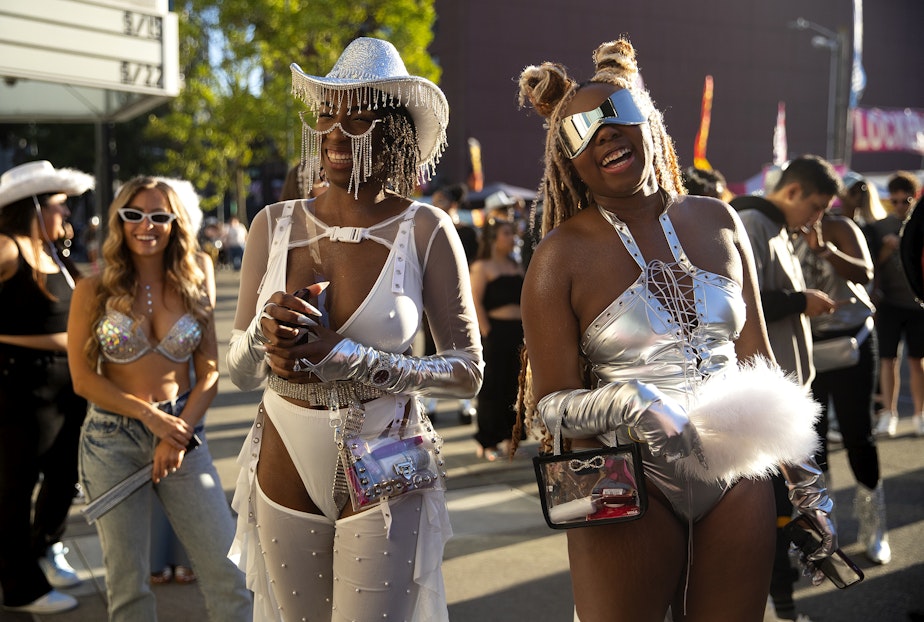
[430,0,924,191]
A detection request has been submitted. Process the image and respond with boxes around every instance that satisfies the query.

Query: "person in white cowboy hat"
[0,160,93,614]
[226,37,482,621]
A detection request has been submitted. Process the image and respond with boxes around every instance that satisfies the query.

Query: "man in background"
[731,155,840,622]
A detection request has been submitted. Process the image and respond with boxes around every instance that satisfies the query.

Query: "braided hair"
[512,38,684,453]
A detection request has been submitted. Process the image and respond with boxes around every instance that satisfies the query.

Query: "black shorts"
[876,303,924,359]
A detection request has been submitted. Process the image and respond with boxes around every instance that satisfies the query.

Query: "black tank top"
[482,273,524,311]
[0,242,73,335]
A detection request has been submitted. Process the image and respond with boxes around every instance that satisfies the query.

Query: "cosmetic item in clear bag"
[339,406,445,512]
[533,443,647,529]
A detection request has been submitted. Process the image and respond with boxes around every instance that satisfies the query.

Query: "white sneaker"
[3,590,78,614]
[38,543,81,588]
[826,428,843,444]
[873,411,898,437]
[913,414,924,437]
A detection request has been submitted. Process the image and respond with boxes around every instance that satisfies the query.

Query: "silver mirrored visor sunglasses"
[558,89,648,159]
[118,208,177,225]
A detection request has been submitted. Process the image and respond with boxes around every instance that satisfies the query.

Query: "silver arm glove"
[778,457,837,561]
[308,337,482,398]
[226,312,269,391]
[537,380,706,467]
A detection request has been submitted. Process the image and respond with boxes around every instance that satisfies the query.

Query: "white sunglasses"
[118,208,177,225]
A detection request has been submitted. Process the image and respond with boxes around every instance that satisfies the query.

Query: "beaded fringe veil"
[299,115,379,199]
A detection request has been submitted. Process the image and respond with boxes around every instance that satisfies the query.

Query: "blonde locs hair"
[511,38,684,454]
[518,38,684,239]
[83,176,211,366]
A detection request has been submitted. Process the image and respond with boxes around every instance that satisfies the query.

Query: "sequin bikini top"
[96,311,202,364]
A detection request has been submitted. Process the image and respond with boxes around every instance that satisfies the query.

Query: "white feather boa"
[675,356,821,484]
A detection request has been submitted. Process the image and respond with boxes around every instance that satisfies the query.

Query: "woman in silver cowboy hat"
[0,160,92,615]
[227,37,482,621]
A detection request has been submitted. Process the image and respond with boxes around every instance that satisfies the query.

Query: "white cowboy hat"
[154,178,203,233]
[485,190,518,210]
[290,37,449,177]
[0,160,94,209]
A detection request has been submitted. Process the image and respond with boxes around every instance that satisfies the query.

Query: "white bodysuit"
[228,199,481,622]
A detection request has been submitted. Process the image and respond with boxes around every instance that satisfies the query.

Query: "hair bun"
[518,62,575,118]
[592,39,639,81]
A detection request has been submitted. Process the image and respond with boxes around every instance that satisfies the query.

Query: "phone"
[185,434,202,453]
[277,286,327,344]
[783,516,865,589]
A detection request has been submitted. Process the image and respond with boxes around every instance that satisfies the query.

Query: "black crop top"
[482,273,524,311]
[0,242,73,335]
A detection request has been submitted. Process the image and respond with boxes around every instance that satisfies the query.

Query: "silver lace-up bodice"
[582,203,745,410]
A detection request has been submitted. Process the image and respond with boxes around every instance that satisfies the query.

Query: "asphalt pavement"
[5,267,924,622]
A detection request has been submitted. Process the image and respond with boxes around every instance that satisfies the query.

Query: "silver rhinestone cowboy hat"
[0,160,94,210]
[290,37,449,178]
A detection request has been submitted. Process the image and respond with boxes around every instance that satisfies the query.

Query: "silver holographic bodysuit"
[583,202,746,521]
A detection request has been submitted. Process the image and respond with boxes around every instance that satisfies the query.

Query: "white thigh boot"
[253,480,336,620]
[854,481,891,564]
[332,494,424,622]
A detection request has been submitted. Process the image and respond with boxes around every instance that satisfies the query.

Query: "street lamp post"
[788,17,843,162]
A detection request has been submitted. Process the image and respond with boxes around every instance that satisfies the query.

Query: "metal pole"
[826,45,837,161]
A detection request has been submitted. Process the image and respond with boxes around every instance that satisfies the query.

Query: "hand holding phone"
[783,516,864,589]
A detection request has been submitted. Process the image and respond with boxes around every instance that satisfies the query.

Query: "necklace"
[139,283,160,316]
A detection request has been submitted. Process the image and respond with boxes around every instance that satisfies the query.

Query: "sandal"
[150,566,173,584]
[173,565,197,584]
[476,446,500,462]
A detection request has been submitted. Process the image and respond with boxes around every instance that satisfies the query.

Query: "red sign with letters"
[852,107,924,155]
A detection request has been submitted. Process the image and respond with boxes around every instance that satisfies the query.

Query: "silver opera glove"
[306,337,482,398]
[779,457,838,561]
[537,380,706,468]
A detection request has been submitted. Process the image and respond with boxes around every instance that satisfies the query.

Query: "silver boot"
[854,482,891,564]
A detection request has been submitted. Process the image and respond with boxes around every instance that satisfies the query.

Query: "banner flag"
[693,75,713,170]
[467,137,484,192]
[850,0,867,108]
[773,101,788,166]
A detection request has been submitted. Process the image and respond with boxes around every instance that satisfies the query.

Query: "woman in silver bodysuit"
[226,38,482,621]
[513,38,838,621]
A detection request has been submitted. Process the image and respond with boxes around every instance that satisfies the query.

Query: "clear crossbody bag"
[337,398,446,512]
[533,441,647,529]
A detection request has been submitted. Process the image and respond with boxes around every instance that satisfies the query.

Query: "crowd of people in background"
[3,31,924,622]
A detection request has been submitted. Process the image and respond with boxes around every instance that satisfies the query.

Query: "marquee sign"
[0,0,179,122]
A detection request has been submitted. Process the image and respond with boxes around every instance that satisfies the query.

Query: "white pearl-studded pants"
[254,478,334,619]
[254,478,423,622]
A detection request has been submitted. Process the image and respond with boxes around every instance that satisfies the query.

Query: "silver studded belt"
[267,375,387,409]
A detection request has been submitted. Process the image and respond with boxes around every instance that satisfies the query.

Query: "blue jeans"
[79,397,251,622]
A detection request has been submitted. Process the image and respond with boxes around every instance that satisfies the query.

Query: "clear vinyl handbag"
[533,440,647,529]
[338,401,446,512]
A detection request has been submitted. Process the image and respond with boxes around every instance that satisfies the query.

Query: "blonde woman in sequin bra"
[68,177,251,622]
[226,38,482,621]
[513,38,838,621]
